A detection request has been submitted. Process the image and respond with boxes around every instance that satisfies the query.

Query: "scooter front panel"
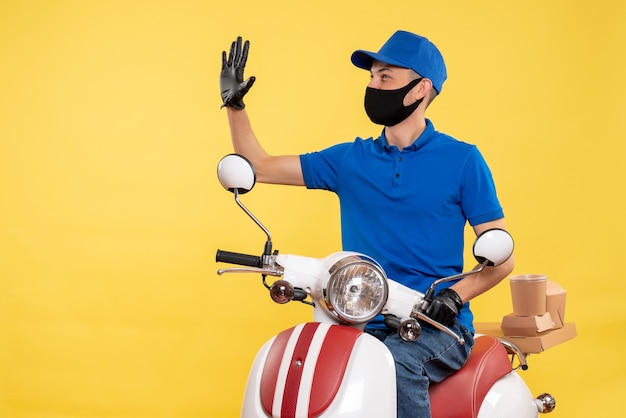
[243,322,396,418]
[260,323,362,417]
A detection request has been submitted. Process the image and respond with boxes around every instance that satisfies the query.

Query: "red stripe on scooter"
[281,323,320,417]
[309,326,362,416]
[260,326,295,416]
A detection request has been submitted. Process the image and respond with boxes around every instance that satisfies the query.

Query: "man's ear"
[407,78,432,105]
[418,78,433,100]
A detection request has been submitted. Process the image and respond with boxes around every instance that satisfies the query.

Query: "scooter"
[215,153,557,418]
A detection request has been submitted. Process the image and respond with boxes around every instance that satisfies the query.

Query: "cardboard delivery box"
[475,278,576,354]
[475,322,577,354]
[500,312,555,337]
[501,277,568,337]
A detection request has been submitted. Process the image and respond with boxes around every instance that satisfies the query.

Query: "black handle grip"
[216,249,262,268]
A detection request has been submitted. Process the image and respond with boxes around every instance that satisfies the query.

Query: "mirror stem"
[234,189,273,255]
[420,260,490,310]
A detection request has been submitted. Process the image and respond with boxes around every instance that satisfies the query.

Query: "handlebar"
[216,249,262,268]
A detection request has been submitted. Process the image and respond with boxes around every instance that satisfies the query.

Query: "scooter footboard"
[241,322,396,418]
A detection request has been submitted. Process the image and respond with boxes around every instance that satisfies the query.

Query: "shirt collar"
[378,119,436,152]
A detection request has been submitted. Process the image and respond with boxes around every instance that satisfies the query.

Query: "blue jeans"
[366,322,475,418]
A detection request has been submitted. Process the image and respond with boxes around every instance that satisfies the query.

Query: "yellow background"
[1,1,624,417]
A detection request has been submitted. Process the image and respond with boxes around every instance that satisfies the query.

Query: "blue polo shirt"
[299,120,504,332]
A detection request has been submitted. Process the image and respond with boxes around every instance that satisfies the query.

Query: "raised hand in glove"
[425,288,463,328]
[220,36,256,110]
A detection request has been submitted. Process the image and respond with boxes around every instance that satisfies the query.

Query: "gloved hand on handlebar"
[425,288,463,328]
[220,36,256,109]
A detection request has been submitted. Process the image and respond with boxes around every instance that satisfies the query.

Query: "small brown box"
[475,322,577,354]
[500,312,555,337]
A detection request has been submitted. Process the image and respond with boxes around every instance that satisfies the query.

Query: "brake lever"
[217,267,283,276]
[411,311,465,345]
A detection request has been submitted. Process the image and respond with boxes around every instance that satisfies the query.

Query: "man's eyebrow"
[370,66,394,75]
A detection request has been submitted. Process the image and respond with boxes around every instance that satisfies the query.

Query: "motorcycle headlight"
[324,254,389,324]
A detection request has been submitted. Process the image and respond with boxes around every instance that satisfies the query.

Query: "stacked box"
[501,279,567,337]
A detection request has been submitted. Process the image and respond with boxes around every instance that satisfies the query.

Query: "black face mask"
[364,78,423,126]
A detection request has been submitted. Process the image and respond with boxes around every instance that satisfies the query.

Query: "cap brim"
[351,50,411,71]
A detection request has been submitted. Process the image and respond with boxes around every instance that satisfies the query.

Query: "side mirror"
[473,228,514,267]
[217,154,273,254]
[217,154,256,194]
[418,228,514,332]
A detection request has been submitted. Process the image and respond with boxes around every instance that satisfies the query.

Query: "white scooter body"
[242,327,543,418]
[239,254,544,418]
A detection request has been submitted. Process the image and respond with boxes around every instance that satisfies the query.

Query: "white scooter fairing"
[243,323,395,418]
[242,326,543,418]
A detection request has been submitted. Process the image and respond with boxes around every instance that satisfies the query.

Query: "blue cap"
[351,30,447,94]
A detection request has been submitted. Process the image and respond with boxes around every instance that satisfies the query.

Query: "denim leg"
[381,322,475,418]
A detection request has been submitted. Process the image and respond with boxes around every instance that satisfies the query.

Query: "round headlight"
[324,255,388,324]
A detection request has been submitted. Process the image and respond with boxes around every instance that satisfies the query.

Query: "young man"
[219,30,514,418]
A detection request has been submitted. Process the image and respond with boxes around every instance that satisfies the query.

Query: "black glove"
[425,288,463,328]
[220,36,256,110]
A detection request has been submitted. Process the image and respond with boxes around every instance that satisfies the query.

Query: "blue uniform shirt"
[299,120,504,332]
